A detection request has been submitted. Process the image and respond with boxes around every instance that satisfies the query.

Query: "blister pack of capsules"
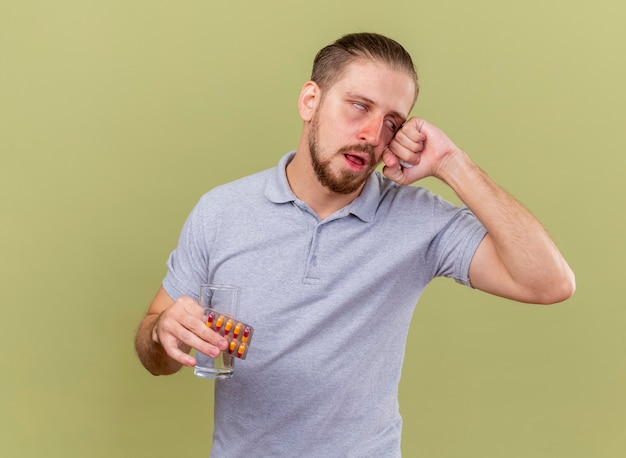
[205,309,254,360]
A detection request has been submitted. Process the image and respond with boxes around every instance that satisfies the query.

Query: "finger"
[387,137,423,168]
[381,151,408,184]
[382,148,400,169]
[172,296,228,349]
[382,163,404,183]
[196,324,229,352]
[176,312,228,354]
[415,118,425,133]
[392,129,425,152]
[162,322,226,368]
[400,117,426,141]
[185,327,225,358]
[157,305,228,359]
[159,332,197,367]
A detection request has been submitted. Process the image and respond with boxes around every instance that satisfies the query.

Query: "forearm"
[134,313,186,376]
[439,150,575,303]
[383,117,574,302]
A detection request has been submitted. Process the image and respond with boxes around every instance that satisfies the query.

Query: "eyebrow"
[345,92,408,123]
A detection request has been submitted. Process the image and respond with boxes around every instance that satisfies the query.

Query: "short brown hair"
[311,32,419,102]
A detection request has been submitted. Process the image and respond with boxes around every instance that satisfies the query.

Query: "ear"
[298,81,320,122]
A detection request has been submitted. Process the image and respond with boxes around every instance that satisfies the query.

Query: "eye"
[353,102,367,111]
[384,118,397,132]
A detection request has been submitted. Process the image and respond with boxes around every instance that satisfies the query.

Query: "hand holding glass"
[194,284,240,379]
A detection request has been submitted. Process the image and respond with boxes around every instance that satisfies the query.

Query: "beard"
[308,114,377,195]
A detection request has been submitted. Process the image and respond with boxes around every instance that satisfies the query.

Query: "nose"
[358,117,384,146]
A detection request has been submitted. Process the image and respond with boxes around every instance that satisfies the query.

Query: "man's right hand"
[135,287,228,375]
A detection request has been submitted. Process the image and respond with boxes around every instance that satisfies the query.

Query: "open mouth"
[344,153,367,169]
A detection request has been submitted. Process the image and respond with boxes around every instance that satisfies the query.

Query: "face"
[306,59,416,195]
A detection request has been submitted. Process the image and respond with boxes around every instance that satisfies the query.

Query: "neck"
[286,148,363,220]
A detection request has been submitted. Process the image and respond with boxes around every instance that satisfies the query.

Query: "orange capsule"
[206,312,215,328]
[224,319,234,335]
[215,315,225,331]
[237,343,247,358]
[229,339,237,354]
[233,322,242,338]
[241,326,251,342]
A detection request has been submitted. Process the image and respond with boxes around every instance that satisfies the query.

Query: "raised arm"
[382,118,575,304]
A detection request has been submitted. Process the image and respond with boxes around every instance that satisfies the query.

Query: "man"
[135,33,575,456]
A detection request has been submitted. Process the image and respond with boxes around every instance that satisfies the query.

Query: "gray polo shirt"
[163,151,487,457]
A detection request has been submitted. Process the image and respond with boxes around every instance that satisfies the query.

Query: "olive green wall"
[2,1,624,457]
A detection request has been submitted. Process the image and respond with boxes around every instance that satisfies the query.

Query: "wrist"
[436,149,478,188]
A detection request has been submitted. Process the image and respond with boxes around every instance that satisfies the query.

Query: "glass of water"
[194,284,240,379]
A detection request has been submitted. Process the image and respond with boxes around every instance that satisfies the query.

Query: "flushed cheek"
[373,146,388,163]
[381,127,396,144]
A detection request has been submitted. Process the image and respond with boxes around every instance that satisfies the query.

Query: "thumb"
[381,149,407,184]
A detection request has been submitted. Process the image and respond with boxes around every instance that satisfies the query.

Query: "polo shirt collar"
[265,151,380,223]
[265,151,298,204]
[347,173,380,223]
